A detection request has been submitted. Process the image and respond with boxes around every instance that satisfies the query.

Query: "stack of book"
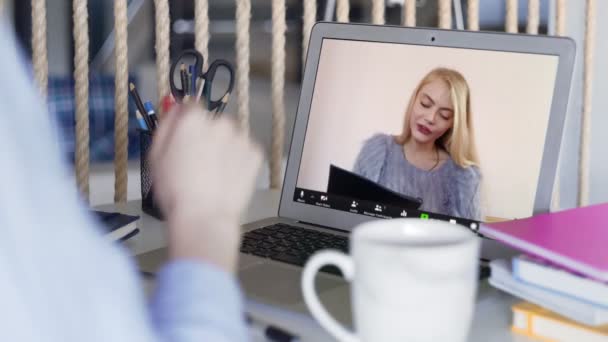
[480,203,608,341]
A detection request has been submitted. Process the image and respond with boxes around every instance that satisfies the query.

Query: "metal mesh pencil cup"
[139,129,163,220]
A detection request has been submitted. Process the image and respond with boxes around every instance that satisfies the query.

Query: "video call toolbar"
[293,188,482,234]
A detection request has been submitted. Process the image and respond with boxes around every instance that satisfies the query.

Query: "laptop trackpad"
[240,263,345,306]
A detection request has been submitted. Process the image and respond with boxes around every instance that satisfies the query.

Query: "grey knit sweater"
[353,133,481,220]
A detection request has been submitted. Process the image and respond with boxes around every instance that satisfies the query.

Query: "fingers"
[149,105,182,167]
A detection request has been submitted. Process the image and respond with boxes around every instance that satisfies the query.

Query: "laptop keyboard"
[240,223,491,279]
[240,223,348,275]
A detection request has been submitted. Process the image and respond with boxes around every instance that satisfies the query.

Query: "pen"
[135,110,148,130]
[144,101,158,129]
[180,63,189,100]
[129,83,154,130]
[189,65,196,97]
[246,316,300,342]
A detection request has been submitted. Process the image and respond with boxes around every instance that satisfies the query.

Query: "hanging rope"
[271,0,286,189]
[154,0,170,118]
[371,0,384,25]
[73,0,90,200]
[578,0,596,207]
[303,0,316,65]
[195,0,210,71]
[235,0,251,130]
[403,0,416,26]
[32,0,48,96]
[438,0,451,29]
[555,0,566,36]
[505,0,518,33]
[336,0,349,22]
[551,0,566,211]
[467,0,479,31]
[114,0,129,203]
[526,0,540,34]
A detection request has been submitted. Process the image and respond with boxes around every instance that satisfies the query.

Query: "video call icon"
[420,213,429,220]
[320,195,328,201]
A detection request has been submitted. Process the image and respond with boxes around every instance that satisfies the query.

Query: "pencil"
[129,83,153,130]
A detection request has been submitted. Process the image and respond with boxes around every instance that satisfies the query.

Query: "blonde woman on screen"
[353,68,482,220]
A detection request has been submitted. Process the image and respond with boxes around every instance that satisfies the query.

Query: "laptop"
[138,23,575,323]
[327,164,422,210]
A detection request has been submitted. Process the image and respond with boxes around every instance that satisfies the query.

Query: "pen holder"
[139,129,164,220]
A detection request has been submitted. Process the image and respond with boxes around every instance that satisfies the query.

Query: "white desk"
[97,189,533,342]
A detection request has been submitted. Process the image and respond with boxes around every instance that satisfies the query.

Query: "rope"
[467,0,479,31]
[73,0,90,200]
[371,0,384,25]
[31,0,48,96]
[302,0,316,65]
[336,0,349,22]
[271,0,286,189]
[438,0,451,29]
[235,0,251,130]
[556,0,566,36]
[551,0,566,211]
[526,0,540,34]
[114,0,129,203]
[578,0,596,206]
[154,0,170,118]
[505,0,518,33]
[403,0,416,26]
[195,0,210,71]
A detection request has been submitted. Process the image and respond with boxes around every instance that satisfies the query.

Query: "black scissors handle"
[202,59,235,112]
[169,49,204,101]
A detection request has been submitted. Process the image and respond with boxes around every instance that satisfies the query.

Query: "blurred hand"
[150,106,263,273]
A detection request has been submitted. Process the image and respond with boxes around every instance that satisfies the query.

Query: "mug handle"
[301,250,359,342]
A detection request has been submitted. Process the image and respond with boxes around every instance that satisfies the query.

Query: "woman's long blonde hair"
[395,68,479,168]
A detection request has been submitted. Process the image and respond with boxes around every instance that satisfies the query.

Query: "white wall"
[552,0,607,209]
[588,0,608,205]
[296,39,558,219]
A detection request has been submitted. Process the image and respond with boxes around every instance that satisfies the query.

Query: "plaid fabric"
[48,75,141,162]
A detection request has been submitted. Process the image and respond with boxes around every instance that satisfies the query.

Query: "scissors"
[169,49,235,114]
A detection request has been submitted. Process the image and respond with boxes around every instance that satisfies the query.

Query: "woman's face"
[409,79,455,146]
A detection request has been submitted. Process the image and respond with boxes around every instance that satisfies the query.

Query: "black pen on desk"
[246,316,300,342]
[129,83,154,130]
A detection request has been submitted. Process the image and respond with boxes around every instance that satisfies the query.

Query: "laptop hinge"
[296,220,349,234]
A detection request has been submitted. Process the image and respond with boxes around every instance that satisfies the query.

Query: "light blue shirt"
[0,23,247,341]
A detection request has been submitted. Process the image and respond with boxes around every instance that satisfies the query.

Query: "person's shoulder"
[362,133,397,150]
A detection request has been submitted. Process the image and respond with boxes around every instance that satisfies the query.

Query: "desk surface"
[97,190,533,342]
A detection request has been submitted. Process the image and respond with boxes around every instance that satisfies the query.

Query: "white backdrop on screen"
[297,39,558,219]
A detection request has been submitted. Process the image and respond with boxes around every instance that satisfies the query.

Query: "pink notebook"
[480,203,608,282]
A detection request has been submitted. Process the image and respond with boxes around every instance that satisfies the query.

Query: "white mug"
[301,219,481,342]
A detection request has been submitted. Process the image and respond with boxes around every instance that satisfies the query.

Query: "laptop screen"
[294,38,560,229]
